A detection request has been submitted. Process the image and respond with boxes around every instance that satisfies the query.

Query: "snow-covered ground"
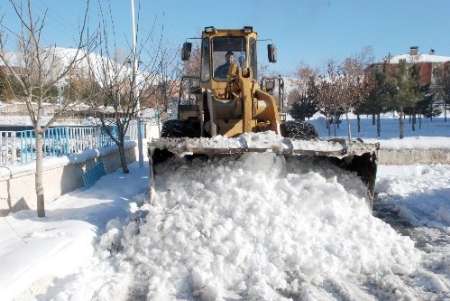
[375,164,450,300]
[1,153,448,300]
[310,116,450,149]
[0,163,149,301]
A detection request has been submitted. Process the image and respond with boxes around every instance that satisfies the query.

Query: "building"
[370,47,450,87]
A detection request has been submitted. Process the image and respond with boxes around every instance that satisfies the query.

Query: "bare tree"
[316,49,373,139]
[0,0,91,217]
[183,45,201,77]
[86,4,160,174]
[340,53,372,140]
[157,48,181,113]
[316,61,344,137]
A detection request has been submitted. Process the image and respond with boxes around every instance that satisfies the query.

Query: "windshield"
[212,37,246,80]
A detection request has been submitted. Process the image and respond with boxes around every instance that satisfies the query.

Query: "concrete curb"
[378,148,450,165]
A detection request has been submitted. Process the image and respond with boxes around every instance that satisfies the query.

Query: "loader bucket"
[148,135,379,203]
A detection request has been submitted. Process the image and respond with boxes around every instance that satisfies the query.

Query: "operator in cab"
[214,50,235,79]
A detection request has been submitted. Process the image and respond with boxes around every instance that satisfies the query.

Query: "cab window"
[212,37,246,80]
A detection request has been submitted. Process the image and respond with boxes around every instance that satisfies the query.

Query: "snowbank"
[57,153,420,300]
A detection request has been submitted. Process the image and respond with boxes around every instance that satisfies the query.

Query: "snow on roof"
[388,53,450,64]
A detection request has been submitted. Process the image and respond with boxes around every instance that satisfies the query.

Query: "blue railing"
[0,120,154,167]
[0,126,119,166]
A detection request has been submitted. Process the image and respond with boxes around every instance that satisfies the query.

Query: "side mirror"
[181,42,192,61]
[268,44,277,63]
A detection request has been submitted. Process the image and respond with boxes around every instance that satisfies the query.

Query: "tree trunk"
[399,108,405,139]
[419,114,422,129]
[372,114,375,125]
[430,103,433,122]
[376,113,381,138]
[118,139,129,174]
[326,116,331,137]
[412,113,416,131]
[35,129,45,217]
[331,115,337,137]
[445,103,448,122]
[408,114,411,124]
[346,112,351,141]
[357,114,361,135]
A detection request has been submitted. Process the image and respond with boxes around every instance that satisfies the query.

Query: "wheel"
[161,119,201,138]
[281,120,318,140]
[152,119,201,165]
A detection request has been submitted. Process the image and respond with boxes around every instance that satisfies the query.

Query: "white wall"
[0,143,136,216]
[378,148,450,165]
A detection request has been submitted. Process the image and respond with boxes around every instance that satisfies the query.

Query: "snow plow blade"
[148,137,379,201]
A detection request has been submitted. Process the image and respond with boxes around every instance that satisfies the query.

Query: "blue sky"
[1,0,450,75]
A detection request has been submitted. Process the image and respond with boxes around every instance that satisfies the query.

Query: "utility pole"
[130,0,144,167]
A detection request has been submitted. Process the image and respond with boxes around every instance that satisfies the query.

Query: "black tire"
[281,120,318,140]
[153,119,201,165]
[161,119,201,138]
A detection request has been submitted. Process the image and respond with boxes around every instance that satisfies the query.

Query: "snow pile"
[239,131,344,152]
[87,153,419,300]
[160,131,347,154]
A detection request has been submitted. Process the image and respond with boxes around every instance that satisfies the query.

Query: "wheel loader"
[148,26,378,204]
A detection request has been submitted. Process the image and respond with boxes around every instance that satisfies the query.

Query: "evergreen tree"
[407,64,425,131]
[288,77,319,121]
[416,92,441,120]
[392,61,421,139]
[356,63,395,137]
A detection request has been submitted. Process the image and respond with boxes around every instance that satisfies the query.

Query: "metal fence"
[0,123,145,167]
